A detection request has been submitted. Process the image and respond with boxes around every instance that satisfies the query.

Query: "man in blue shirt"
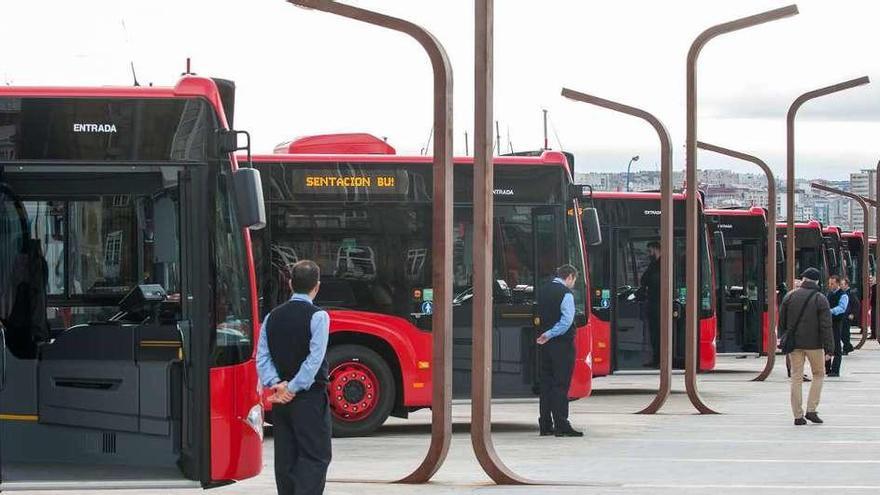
[536,264,583,437]
[256,260,331,495]
[826,275,848,377]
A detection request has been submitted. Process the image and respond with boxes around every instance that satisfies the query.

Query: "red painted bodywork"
[251,142,591,417]
[275,133,396,155]
[0,78,263,484]
[588,191,716,376]
[706,207,771,354]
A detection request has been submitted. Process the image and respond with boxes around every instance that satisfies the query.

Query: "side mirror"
[582,207,602,246]
[870,254,876,273]
[233,168,266,230]
[776,240,785,265]
[574,311,588,327]
[713,231,727,260]
[844,250,853,270]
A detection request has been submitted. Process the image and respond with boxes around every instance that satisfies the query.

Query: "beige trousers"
[790,348,826,419]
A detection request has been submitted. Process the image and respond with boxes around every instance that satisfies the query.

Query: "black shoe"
[827,372,840,377]
[794,417,807,426]
[555,428,584,437]
[539,429,555,436]
[803,375,811,382]
[805,412,823,424]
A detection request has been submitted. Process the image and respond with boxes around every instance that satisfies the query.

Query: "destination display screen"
[264,165,428,202]
[0,97,217,162]
[261,162,566,204]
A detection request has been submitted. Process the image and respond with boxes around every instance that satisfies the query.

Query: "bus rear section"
[777,220,829,290]
[706,208,771,354]
[249,133,593,437]
[0,77,264,489]
[585,192,716,376]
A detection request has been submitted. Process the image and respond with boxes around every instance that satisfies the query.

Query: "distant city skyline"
[575,167,877,233]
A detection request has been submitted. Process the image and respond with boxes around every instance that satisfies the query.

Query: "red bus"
[842,231,867,295]
[0,77,265,489]
[585,192,716,375]
[777,220,829,289]
[249,133,595,437]
[706,208,773,354]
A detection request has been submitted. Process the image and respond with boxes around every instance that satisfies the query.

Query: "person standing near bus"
[840,277,857,355]
[778,267,834,426]
[257,260,332,495]
[536,264,584,437]
[638,241,662,367]
[825,275,848,377]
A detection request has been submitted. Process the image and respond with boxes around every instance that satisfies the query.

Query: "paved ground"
[21,342,880,494]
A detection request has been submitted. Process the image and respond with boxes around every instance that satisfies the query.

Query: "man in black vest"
[536,264,583,437]
[256,260,331,495]
[825,275,848,377]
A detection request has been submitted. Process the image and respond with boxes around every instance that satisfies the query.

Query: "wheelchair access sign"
[421,301,434,315]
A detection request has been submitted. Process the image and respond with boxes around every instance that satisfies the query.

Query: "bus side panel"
[568,324,593,398]
[328,311,433,408]
[210,361,263,482]
[699,317,717,371]
[589,320,611,377]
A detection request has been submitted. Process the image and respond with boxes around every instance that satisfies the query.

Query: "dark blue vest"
[537,280,575,341]
[266,299,329,388]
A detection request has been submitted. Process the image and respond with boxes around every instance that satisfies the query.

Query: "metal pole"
[876,159,880,344]
[786,77,869,292]
[625,156,639,192]
[562,88,673,415]
[686,5,797,415]
[697,142,776,381]
[810,182,871,350]
[286,0,453,484]
[471,0,530,485]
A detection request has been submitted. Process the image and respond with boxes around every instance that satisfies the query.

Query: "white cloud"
[4,0,878,179]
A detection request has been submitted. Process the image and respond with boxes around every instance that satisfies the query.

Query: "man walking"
[536,264,583,437]
[257,260,332,495]
[778,267,834,426]
[825,275,848,377]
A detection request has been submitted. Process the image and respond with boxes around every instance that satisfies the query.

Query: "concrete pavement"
[20,342,880,494]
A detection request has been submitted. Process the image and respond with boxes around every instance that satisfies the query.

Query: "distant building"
[850,169,876,235]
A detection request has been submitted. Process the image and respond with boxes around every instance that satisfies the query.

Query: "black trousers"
[827,319,843,375]
[842,320,854,353]
[539,338,575,431]
[273,388,332,495]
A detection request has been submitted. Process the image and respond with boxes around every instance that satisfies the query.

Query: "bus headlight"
[246,404,264,440]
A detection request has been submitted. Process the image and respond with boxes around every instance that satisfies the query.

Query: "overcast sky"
[4,0,880,179]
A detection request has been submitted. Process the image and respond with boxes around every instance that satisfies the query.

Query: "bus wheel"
[327,344,395,437]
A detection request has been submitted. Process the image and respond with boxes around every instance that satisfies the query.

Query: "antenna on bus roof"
[542,108,549,150]
[120,19,140,87]
[182,57,196,76]
[464,131,469,156]
[130,62,141,87]
[507,125,514,154]
[494,120,501,156]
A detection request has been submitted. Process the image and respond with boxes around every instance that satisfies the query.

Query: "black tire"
[326,344,396,437]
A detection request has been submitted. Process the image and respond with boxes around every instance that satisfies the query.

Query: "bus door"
[525,207,564,394]
[716,238,763,353]
[608,228,664,371]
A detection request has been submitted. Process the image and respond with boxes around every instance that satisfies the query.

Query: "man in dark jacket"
[639,241,662,367]
[778,267,834,426]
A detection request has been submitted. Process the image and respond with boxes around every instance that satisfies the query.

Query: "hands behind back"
[269,381,295,404]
